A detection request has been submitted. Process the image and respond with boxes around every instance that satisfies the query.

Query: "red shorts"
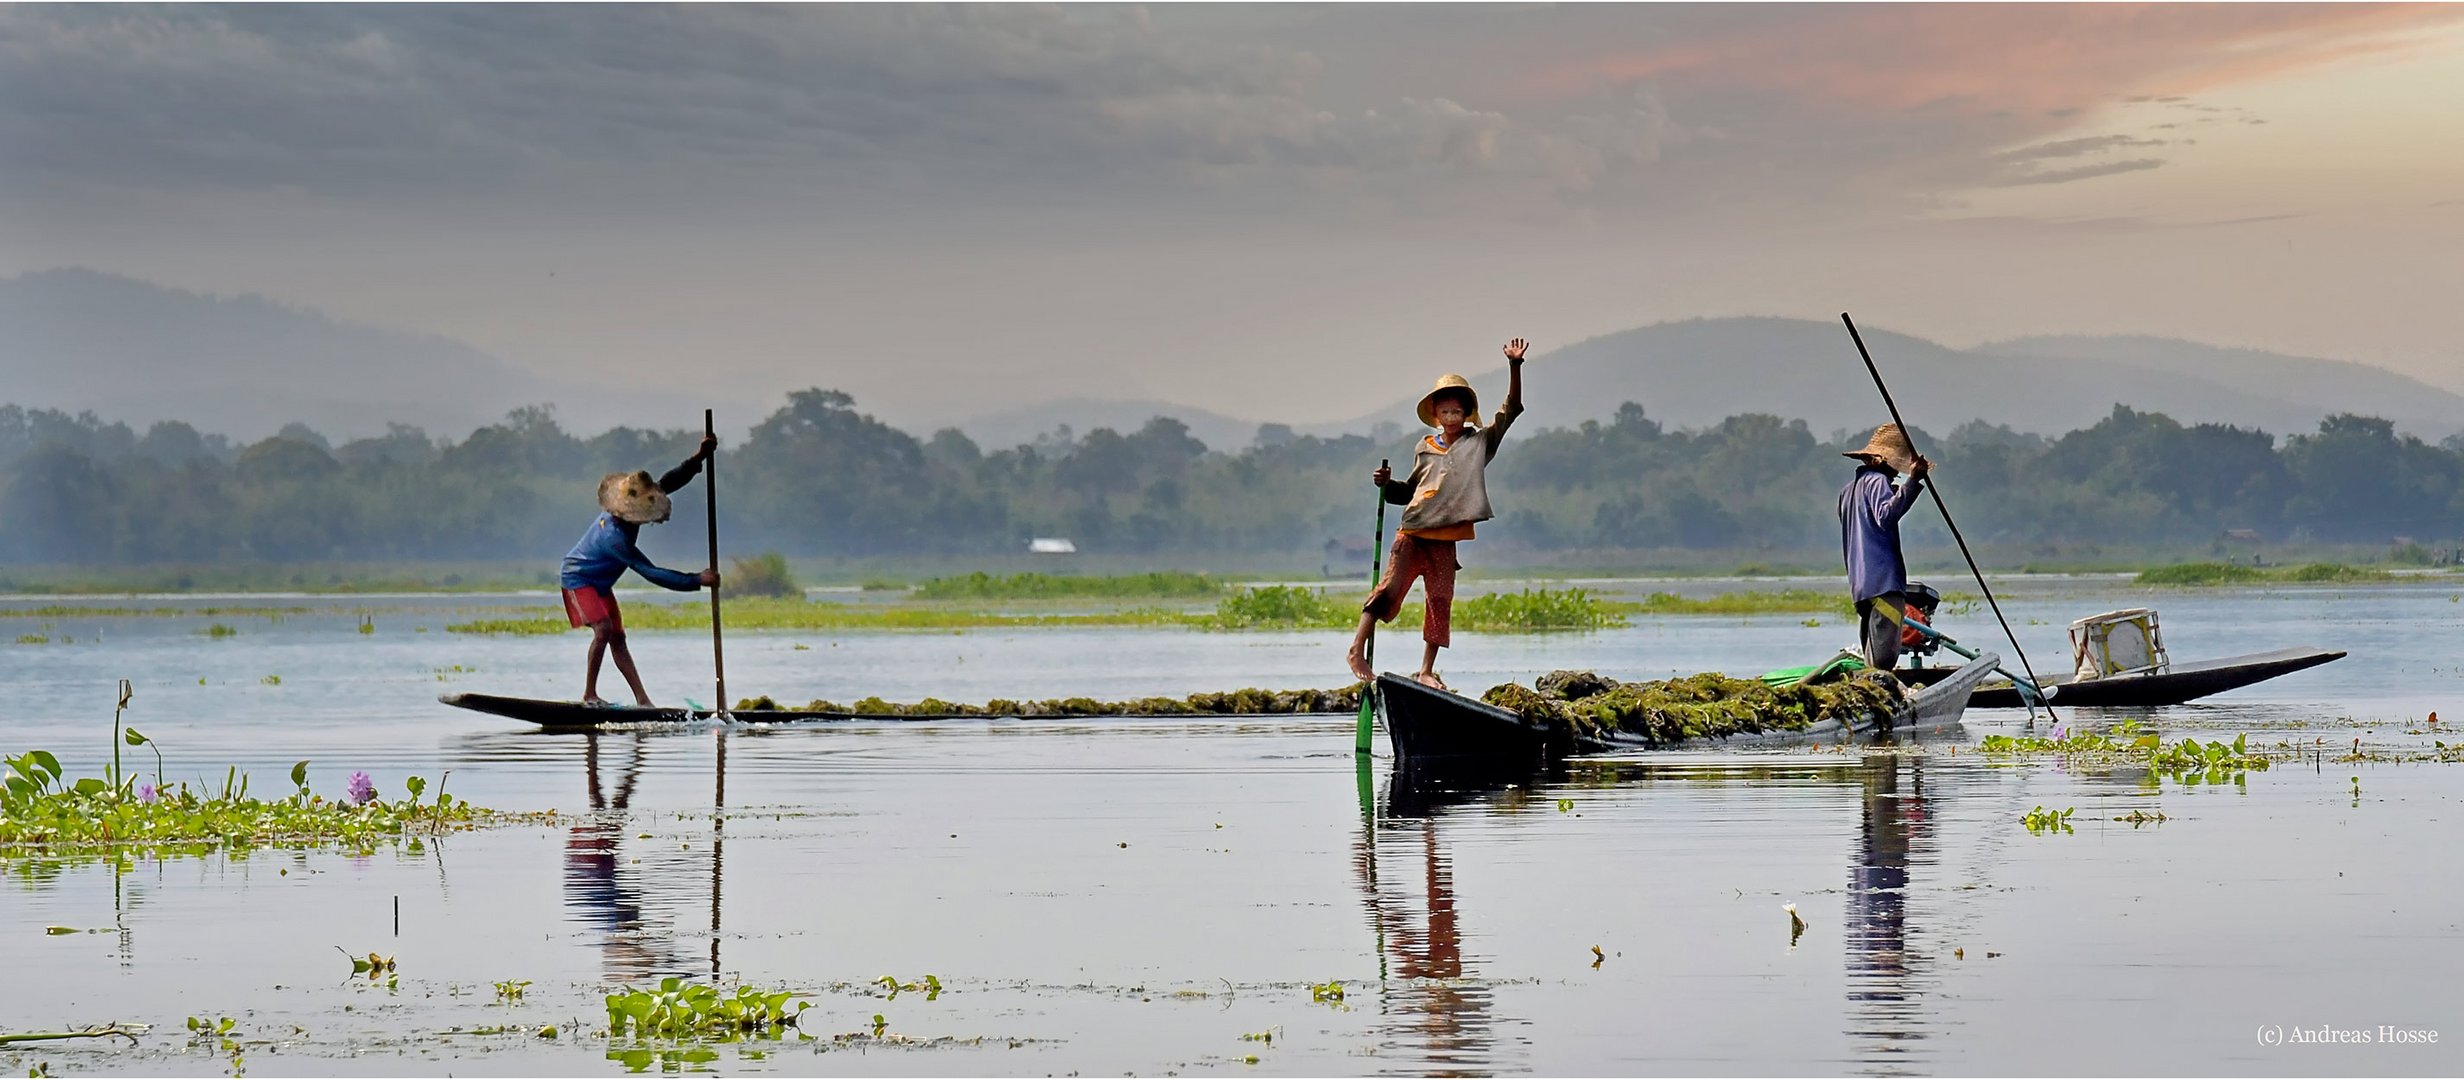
[562,586,622,632]
[1362,533,1459,647]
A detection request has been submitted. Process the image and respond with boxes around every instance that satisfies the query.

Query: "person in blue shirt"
[560,436,721,706]
[1838,424,1932,671]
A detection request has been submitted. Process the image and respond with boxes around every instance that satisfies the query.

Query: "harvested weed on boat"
[1483,668,1907,744]
[734,684,1366,717]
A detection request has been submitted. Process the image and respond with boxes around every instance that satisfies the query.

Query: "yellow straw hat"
[1416,374,1480,429]
[1843,424,1919,473]
[597,470,674,524]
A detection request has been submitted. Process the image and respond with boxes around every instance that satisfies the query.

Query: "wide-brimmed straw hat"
[1416,374,1480,429]
[598,470,673,524]
[1843,423,1919,473]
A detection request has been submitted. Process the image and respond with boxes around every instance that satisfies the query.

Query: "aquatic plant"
[604,978,809,1038]
[2021,806,2076,835]
[2136,561,2390,586]
[1308,981,1345,1004]
[1631,589,1851,617]
[914,570,1223,601]
[1209,585,1347,628]
[874,974,941,1001]
[728,552,801,598]
[2,687,527,869]
[1483,668,1905,745]
[2147,734,2269,782]
[1452,588,1626,631]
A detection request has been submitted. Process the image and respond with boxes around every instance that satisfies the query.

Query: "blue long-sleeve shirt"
[1839,465,1924,603]
[559,455,706,592]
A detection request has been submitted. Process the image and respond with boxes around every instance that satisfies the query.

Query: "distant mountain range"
[0,269,672,441]
[1300,318,2464,446]
[9,269,2460,449]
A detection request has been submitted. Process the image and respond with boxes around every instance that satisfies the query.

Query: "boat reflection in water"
[1353,766,1527,1077]
[563,731,694,981]
[1845,754,1937,1074]
[1366,750,1949,1075]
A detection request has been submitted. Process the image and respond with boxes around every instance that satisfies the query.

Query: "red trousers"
[1362,533,1458,647]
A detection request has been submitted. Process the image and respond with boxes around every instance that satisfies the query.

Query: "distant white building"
[1028,538,1077,554]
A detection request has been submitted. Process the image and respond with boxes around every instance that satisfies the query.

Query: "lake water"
[3,576,2461,1075]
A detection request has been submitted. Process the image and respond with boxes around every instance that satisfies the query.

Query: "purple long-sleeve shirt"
[1839,465,1924,603]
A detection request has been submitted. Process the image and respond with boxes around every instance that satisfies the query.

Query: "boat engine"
[1897,581,1944,662]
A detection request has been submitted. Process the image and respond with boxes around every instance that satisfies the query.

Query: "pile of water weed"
[1482,668,1906,744]
[733,684,1364,717]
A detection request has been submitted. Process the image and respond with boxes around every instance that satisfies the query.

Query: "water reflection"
[1845,754,1936,1074]
[563,732,688,980]
[1357,770,1535,1077]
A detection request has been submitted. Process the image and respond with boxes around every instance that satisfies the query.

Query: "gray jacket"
[1388,430,1498,533]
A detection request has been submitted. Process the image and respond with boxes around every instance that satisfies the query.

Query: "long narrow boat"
[439,692,852,730]
[1897,647,2343,708]
[1378,653,1999,773]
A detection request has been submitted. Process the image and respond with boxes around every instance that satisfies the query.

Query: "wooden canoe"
[1377,653,1999,774]
[440,692,872,731]
[1897,647,2343,708]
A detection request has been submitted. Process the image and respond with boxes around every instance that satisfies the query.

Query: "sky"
[5,3,2462,431]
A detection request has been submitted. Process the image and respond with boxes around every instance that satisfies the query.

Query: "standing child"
[1346,338,1529,690]
[561,434,722,706]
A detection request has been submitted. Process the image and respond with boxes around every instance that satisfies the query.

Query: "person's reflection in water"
[564,732,679,980]
[1357,776,1512,1077]
[1845,754,1935,1073]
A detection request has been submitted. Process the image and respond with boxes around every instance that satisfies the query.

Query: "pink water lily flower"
[346,771,376,806]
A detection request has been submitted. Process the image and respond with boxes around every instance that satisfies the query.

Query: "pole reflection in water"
[708,728,726,977]
[563,732,684,980]
[1356,771,1526,1077]
[1845,754,1935,1073]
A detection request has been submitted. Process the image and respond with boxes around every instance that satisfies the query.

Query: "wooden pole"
[704,410,726,716]
[1355,459,1390,755]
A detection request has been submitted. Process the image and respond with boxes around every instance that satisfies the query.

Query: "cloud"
[3,4,2458,232]
[1993,158,2166,187]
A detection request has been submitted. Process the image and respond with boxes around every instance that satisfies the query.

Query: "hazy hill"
[11,271,2460,449]
[0,269,589,441]
[1315,317,2464,442]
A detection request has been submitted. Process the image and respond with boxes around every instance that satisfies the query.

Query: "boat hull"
[1378,655,1996,773]
[439,692,860,731]
[1899,647,2344,708]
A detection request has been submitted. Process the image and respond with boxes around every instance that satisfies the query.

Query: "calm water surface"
[2,578,2460,1075]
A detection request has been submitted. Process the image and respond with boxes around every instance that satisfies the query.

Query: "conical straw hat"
[597,470,674,524]
[1416,374,1480,429]
[1843,424,1918,473]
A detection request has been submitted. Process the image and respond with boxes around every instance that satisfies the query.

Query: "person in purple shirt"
[1838,424,1932,671]
[560,435,721,706]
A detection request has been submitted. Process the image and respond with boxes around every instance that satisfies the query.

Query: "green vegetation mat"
[734,684,1364,716]
[912,571,1226,600]
[1482,668,1907,744]
[2136,561,2393,585]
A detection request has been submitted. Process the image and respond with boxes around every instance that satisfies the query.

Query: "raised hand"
[1503,337,1529,363]
[1372,463,1393,487]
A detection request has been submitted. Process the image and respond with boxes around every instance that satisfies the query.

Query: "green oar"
[1355,458,1389,755]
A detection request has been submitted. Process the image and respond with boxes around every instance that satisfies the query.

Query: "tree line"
[2,391,2460,566]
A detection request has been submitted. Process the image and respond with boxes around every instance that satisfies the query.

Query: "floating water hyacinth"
[346,771,376,806]
[137,783,157,804]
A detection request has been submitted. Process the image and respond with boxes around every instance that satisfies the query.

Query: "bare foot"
[1415,671,1449,692]
[633,697,655,708]
[1345,643,1374,682]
